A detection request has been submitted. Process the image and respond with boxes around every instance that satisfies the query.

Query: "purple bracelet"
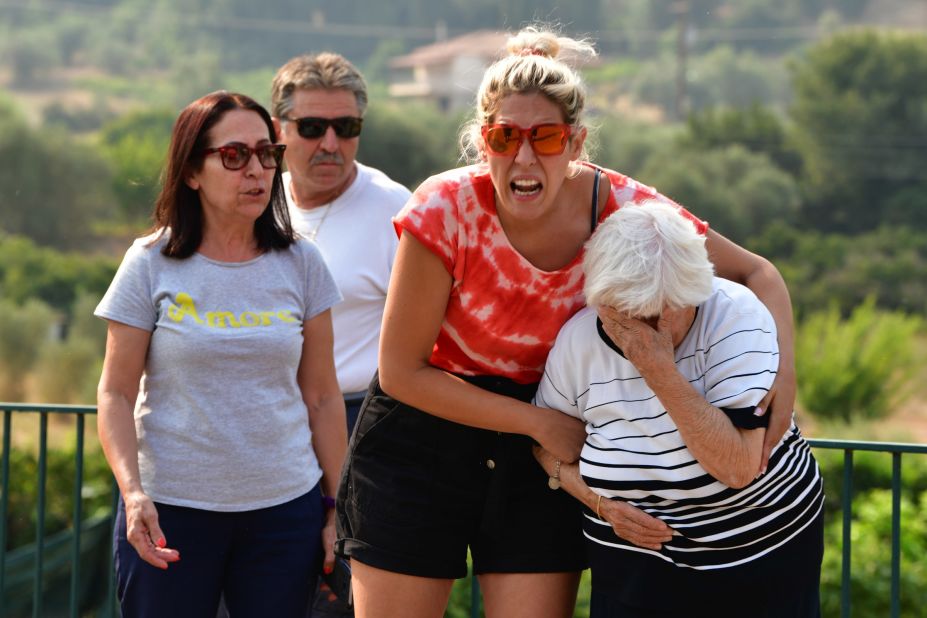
[322,495,336,510]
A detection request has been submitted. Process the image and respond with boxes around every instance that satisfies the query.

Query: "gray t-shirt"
[95,233,341,511]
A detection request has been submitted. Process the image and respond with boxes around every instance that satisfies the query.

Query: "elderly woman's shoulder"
[712,278,759,303]
[707,278,775,325]
[556,306,599,344]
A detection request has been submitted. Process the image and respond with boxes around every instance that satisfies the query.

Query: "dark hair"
[152,90,294,258]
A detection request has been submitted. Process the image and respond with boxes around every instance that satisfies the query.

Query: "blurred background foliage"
[0,1,925,614]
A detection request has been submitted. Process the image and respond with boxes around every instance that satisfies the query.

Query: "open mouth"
[243,188,265,197]
[511,178,542,197]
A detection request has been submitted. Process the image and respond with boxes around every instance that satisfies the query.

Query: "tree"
[627,47,789,117]
[356,102,460,190]
[636,144,801,244]
[681,104,803,176]
[99,108,175,224]
[748,224,927,316]
[0,118,115,248]
[2,27,61,85]
[790,30,927,234]
[593,114,678,180]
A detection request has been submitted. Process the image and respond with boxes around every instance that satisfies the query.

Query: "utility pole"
[435,19,447,42]
[673,0,690,121]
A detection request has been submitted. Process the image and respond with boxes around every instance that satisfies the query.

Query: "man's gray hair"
[583,201,715,316]
[271,52,368,119]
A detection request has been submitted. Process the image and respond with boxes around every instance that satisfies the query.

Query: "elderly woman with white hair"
[534,201,824,618]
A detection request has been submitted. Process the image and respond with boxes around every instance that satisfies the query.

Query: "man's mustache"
[311,153,344,165]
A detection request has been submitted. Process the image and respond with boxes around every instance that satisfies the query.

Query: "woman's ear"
[569,126,587,161]
[185,173,200,191]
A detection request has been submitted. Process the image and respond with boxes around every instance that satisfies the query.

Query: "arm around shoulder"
[704,229,795,470]
[378,232,586,461]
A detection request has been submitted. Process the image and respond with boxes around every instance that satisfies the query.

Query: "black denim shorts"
[335,373,587,579]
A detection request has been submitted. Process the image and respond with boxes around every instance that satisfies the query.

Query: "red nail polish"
[323,565,333,575]
[156,537,166,548]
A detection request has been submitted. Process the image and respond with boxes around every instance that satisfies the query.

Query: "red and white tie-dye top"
[394,163,708,384]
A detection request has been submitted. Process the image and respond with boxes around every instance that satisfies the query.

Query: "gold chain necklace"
[306,203,333,241]
[290,177,335,242]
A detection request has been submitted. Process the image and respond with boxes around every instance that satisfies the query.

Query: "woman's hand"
[532,445,674,550]
[596,306,676,376]
[534,410,587,463]
[598,498,675,551]
[756,364,796,474]
[123,490,180,569]
[321,513,337,575]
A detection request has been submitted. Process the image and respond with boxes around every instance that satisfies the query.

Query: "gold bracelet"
[596,494,603,519]
[548,459,561,490]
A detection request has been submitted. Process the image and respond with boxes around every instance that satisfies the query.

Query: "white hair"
[583,200,715,316]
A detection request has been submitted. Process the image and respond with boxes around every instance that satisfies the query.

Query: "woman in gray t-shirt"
[95,91,345,618]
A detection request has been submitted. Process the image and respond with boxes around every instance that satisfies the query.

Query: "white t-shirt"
[95,234,341,511]
[536,278,823,570]
[284,162,410,393]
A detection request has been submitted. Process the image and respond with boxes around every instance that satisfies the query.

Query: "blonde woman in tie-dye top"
[336,26,798,618]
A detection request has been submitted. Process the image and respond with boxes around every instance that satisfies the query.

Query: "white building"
[388,30,508,112]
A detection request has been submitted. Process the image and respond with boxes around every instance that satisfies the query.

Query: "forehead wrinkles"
[290,90,360,117]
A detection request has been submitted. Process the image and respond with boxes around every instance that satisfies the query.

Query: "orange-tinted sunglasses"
[481,123,573,157]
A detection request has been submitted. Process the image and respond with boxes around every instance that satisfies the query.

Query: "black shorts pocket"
[349,382,401,455]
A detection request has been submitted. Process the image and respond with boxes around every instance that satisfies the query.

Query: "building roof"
[389,30,508,69]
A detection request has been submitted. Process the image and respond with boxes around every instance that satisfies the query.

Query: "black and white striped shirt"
[536,278,824,570]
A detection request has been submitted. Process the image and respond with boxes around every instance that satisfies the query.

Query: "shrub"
[796,299,922,423]
[2,443,111,551]
[0,235,117,315]
[820,490,927,616]
[0,299,56,401]
[814,449,927,523]
[34,336,102,405]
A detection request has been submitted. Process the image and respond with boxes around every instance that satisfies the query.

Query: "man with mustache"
[271,53,411,618]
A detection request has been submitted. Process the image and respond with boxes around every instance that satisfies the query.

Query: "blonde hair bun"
[506,27,597,63]
[506,28,561,59]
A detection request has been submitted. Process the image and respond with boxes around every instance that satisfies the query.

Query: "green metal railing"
[0,403,117,618]
[805,438,927,618]
[1,403,926,617]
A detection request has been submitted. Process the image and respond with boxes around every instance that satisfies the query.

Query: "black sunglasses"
[202,143,286,171]
[284,116,363,139]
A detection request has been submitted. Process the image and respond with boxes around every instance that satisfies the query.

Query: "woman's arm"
[97,321,180,569]
[599,310,765,489]
[378,233,587,462]
[532,446,674,550]
[298,310,347,573]
[705,229,795,473]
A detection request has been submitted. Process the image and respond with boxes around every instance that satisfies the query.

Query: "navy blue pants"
[115,487,323,618]
[343,396,364,439]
